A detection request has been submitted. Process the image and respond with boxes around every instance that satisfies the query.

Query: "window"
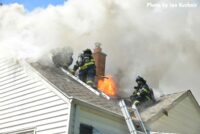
[79,124,93,134]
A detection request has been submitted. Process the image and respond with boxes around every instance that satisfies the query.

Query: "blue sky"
[1,0,65,11]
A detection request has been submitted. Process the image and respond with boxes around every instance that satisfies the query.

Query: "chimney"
[92,42,107,81]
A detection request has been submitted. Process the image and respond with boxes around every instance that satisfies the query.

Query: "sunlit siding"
[0,59,70,134]
[149,96,200,134]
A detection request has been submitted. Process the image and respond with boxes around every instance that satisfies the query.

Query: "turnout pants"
[78,65,96,87]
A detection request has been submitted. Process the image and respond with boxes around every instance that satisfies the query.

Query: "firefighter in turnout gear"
[130,76,155,106]
[72,49,96,87]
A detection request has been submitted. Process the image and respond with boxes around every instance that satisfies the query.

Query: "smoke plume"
[0,0,200,103]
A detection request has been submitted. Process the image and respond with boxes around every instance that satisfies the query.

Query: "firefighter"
[72,49,96,87]
[130,76,155,106]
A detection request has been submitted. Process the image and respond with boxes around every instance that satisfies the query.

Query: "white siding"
[149,96,200,134]
[0,59,70,134]
[72,104,129,134]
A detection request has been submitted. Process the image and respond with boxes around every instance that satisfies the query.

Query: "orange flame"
[98,75,117,96]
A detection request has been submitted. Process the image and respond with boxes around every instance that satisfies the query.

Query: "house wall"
[0,59,70,134]
[72,104,129,134]
[149,96,200,134]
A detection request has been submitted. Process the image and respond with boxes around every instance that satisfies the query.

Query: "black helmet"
[136,76,146,83]
[83,48,92,55]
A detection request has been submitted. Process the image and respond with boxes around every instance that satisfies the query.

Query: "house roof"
[30,62,122,116]
[28,61,195,123]
[142,90,200,123]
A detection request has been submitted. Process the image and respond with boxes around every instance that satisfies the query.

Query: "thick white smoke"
[0,0,200,103]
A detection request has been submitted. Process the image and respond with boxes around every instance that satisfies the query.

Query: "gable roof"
[29,62,122,116]
[141,90,200,123]
[17,60,199,123]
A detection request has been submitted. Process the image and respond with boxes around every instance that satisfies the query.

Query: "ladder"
[118,99,148,134]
